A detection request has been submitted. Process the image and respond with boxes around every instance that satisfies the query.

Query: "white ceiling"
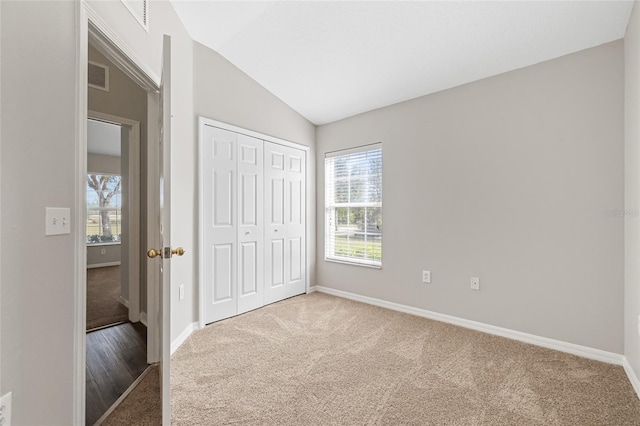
[171,1,633,125]
[88,119,121,157]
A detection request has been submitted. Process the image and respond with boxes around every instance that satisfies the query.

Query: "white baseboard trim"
[171,322,200,355]
[119,296,129,308]
[314,286,623,366]
[623,357,640,400]
[307,285,318,294]
[87,261,121,269]
[139,311,147,326]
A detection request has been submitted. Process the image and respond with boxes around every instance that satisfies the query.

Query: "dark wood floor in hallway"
[86,321,148,425]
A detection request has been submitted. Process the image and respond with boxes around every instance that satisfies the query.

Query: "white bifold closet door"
[264,141,306,305]
[202,126,264,324]
[202,125,305,325]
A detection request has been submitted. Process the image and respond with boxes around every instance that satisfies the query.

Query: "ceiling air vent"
[88,61,109,92]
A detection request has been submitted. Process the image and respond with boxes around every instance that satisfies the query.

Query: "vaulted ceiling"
[171,1,633,125]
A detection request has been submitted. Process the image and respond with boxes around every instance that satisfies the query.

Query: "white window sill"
[87,242,121,247]
[325,257,382,269]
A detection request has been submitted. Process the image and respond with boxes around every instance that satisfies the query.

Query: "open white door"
[147,35,178,425]
[159,34,172,426]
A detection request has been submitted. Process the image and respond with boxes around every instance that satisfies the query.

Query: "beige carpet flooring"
[101,365,161,426]
[86,266,128,331]
[171,292,640,425]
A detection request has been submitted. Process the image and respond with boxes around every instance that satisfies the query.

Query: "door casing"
[74,2,164,423]
[87,111,142,324]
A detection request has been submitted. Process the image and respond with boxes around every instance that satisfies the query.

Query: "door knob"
[147,248,163,258]
[172,247,186,256]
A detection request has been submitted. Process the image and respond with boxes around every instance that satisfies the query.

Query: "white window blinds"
[325,144,382,267]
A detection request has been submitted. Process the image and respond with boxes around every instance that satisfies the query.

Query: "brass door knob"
[147,248,163,258]
[172,247,185,257]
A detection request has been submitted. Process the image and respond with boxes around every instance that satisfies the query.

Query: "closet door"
[285,147,306,297]
[264,142,306,305]
[264,142,287,305]
[237,134,264,314]
[203,126,238,324]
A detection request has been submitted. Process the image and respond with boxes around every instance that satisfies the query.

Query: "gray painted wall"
[1,1,78,423]
[316,41,624,354]
[87,244,121,267]
[625,1,640,386]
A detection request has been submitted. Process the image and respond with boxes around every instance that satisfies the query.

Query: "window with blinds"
[325,144,382,267]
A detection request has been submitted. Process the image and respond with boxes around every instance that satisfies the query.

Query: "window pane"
[325,146,382,266]
[86,174,122,244]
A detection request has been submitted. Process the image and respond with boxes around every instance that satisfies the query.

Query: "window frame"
[86,173,123,246]
[324,143,383,268]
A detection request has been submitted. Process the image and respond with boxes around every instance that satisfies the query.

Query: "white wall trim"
[307,285,318,294]
[171,321,200,355]
[119,296,130,308]
[314,286,624,365]
[87,261,122,269]
[140,311,148,326]
[73,3,89,424]
[623,357,640,400]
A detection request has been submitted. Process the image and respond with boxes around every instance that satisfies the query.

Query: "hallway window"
[325,144,382,267]
[87,174,122,244]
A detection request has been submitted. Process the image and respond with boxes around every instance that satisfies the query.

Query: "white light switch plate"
[179,284,185,301]
[0,392,12,426]
[45,207,71,236]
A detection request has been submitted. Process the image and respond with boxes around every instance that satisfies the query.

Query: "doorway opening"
[83,25,161,425]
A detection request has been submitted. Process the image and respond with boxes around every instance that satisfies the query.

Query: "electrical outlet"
[179,284,185,301]
[100,248,106,255]
[470,277,480,291]
[0,392,12,426]
[422,270,431,283]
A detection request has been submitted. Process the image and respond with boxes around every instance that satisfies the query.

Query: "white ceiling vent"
[122,0,149,32]
[88,61,109,92]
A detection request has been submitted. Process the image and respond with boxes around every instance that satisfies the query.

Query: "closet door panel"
[264,142,289,304]
[203,125,238,324]
[237,134,264,314]
[285,147,306,297]
[264,142,306,304]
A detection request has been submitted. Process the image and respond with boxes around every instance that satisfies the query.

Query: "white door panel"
[203,126,237,323]
[286,146,306,296]
[237,134,263,314]
[159,35,171,426]
[264,142,306,304]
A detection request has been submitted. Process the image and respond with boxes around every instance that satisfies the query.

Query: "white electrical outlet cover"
[470,277,480,290]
